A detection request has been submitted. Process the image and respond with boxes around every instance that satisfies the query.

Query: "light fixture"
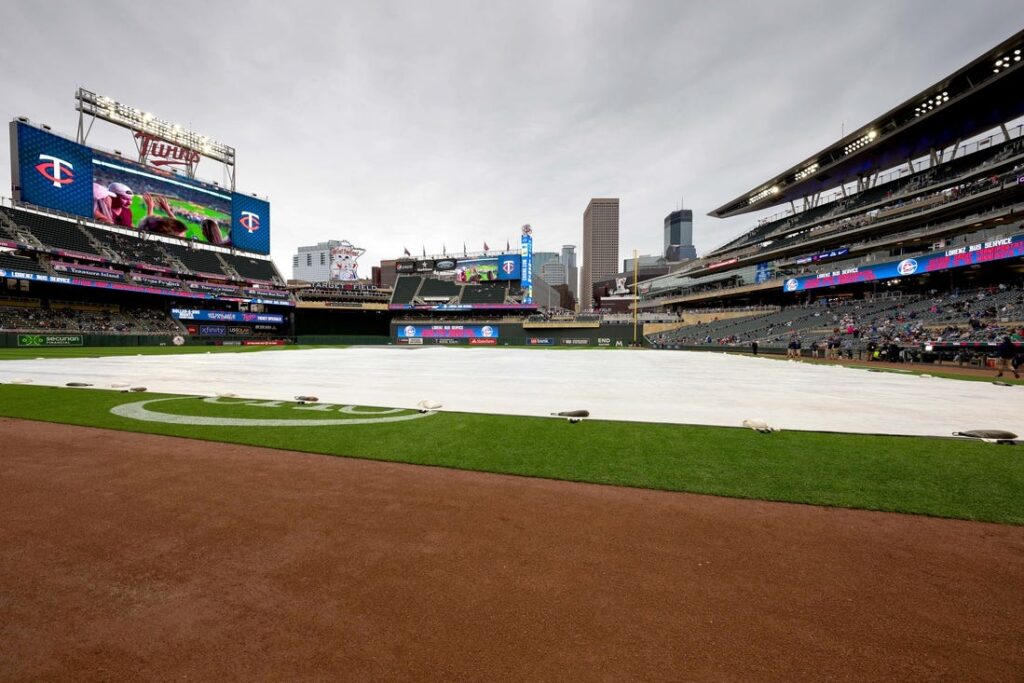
[748,185,780,205]
[75,88,235,166]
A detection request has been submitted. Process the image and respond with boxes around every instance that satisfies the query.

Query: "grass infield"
[0,383,1021,525]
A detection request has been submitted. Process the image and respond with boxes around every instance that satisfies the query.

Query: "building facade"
[561,244,578,301]
[664,209,697,261]
[582,198,619,308]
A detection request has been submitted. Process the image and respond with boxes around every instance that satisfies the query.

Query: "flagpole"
[632,249,639,345]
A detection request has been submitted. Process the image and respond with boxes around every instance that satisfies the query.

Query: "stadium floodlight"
[914,91,951,117]
[794,162,819,181]
[843,130,878,154]
[75,88,235,168]
[747,185,780,205]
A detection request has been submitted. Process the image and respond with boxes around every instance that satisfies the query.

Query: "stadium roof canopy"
[710,29,1024,219]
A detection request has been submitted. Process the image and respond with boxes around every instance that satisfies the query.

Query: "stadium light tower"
[75,88,236,188]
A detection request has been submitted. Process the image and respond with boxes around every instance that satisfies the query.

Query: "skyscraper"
[582,198,619,307]
[561,244,578,301]
[664,209,697,261]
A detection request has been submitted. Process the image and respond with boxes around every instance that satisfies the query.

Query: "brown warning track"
[1,418,1022,681]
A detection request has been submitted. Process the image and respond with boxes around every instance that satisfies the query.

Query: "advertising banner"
[171,309,284,324]
[395,260,416,273]
[199,325,227,335]
[783,235,1024,292]
[17,334,84,347]
[528,337,554,345]
[397,324,499,339]
[795,247,849,265]
[520,231,533,303]
[434,258,457,272]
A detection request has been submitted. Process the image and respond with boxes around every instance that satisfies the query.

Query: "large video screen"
[454,255,521,282]
[10,121,270,255]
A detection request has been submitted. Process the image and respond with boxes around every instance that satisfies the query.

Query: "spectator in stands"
[995,336,1020,379]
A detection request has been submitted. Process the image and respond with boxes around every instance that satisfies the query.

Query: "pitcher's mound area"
[1,418,1022,680]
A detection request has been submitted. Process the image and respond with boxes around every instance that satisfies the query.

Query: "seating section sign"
[783,235,1024,292]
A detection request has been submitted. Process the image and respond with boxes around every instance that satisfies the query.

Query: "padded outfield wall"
[389,321,640,347]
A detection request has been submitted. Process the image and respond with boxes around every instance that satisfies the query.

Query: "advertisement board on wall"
[170,309,284,324]
[783,235,1024,292]
[397,324,500,339]
[10,121,270,255]
[520,227,533,303]
[17,334,84,347]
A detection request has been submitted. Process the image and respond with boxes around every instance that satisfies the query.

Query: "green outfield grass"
[0,384,1021,525]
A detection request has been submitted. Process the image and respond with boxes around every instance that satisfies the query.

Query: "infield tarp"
[1,348,1022,437]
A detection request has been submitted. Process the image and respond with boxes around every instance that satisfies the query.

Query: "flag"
[443,243,447,256]
[422,245,426,257]
[463,242,467,256]
[403,247,411,257]
[483,242,489,253]
[506,240,510,251]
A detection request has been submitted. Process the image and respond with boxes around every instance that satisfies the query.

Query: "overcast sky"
[0,1,1019,275]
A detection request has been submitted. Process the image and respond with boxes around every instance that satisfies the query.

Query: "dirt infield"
[1,418,1022,681]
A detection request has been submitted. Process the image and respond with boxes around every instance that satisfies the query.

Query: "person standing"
[751,340,759,356]
[996,335,1020,379]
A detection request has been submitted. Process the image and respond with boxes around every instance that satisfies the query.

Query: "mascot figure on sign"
[329,241,366,281]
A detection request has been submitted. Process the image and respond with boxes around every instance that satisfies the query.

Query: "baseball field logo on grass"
[110,396,435,427]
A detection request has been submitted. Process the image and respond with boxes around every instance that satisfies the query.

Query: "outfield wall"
[390,322,640,347]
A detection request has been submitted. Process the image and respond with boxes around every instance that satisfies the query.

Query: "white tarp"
[1,347,1021,437]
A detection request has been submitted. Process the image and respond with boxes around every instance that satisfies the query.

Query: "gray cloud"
[0,0,1018,273]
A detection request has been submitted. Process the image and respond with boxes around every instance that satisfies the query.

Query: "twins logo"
[239,211,261,233]
[35,154,74,188]
[500,259,517,275]
[785,278,799,292]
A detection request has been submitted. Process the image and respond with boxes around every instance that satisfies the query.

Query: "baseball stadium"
[2,28,1024,682]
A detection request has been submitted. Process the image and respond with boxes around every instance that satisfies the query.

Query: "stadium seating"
[160,242,230,277]
[711,134,1024,258]
[223,253,282,283]
[461,283,507,304]
[391,276,423,304]
[0,300,185,334]
[0,251,47,275]
[418,278,461,300]
[6,208,103,257]
[649,284,1024,351]
[85,227,173,269]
